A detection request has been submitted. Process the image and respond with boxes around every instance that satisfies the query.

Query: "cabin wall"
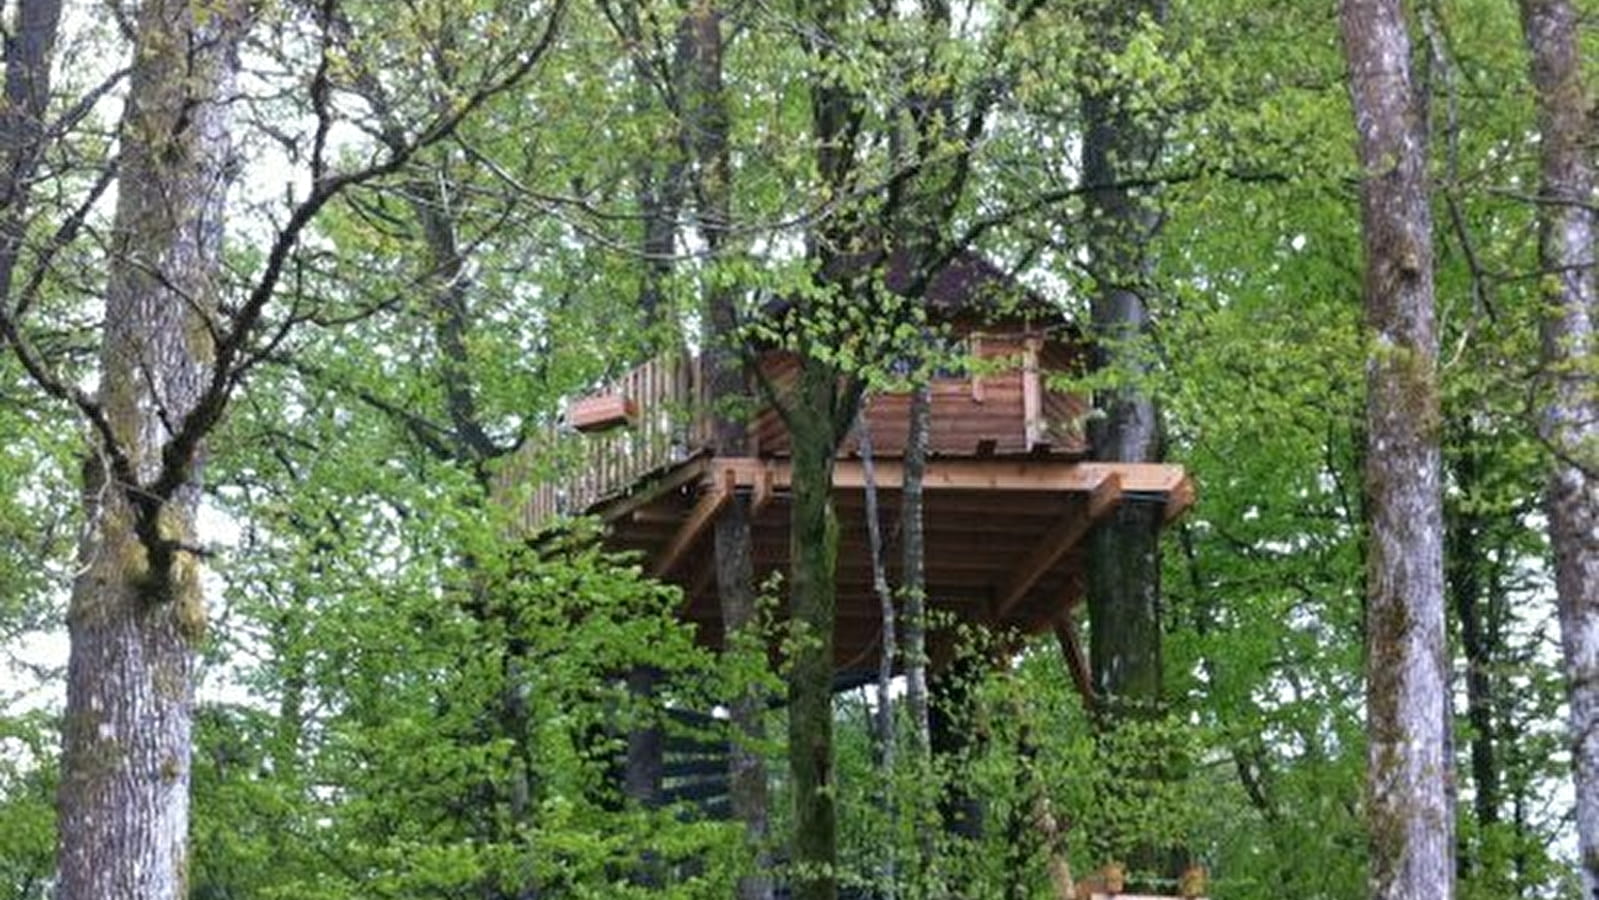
[750,331,1089,458]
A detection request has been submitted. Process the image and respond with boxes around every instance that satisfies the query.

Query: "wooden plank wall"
[756,332,1089,458]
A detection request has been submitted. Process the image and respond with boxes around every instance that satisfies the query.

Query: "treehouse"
[494,253,1194,694]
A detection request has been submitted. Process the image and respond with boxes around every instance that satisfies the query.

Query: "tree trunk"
[788,1,866,892]
[788,367,843,900]
[1519,1,1599,894]
[856,402,898,898]
[1079,0,1169,879]
[686,4,774,896]
[0,0,63,306]
[56,3,245,898]
[1340,2,1453,897]
[1445,428,1500,881]
[901,380,931,758]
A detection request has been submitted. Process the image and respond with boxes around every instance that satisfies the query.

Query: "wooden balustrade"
[492,353,710,534]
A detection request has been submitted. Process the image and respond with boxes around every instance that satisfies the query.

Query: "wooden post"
[1023,336,1043,450]
[971,335,985,403]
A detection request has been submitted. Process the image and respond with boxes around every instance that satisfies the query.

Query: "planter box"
[567,394,637,432]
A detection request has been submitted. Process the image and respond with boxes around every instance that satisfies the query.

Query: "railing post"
[1023,336,1043,450]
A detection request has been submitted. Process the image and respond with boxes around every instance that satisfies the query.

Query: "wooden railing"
[493,354,711,534]
[491,332,1091,535]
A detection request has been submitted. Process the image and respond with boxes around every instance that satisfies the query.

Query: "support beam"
[994,473,1122,620]
[1165,473,1197,522]
[750,461,775,518]
[709,457,1187,495]
[597,454,711,524]
[1054,614,1097,709]
[653,468,733,578]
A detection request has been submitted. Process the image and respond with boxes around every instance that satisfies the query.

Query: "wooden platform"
[590,454,1193,670]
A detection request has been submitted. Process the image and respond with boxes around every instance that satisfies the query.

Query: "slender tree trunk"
[1340,2,1452,897]
[0,0,63,303]
[1445,429,1500,881]
[856,402,897,898]
[788,368,843,900]
[901,380,931,757]
[1519,1,1599,893]
[901,377,946,888]
[686,4,774,896]
[858,404,897,762]
[56,3,245,898]
[396,167,547,898]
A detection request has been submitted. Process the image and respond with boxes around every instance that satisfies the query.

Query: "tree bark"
[1339,2,1453,897]
[901,380,931,758]
[56,3,245,898]
[786,1,867,892]
[787,367,844,900]
[0,0,63,307]
[1445,428,1501,882]
[856,402,898,897]
[686,3,774,896]
[1079,0,1169,879]
[1519,1,1599,894]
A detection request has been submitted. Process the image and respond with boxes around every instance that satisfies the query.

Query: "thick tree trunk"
[788,1,864,892]
[56,3,244,898]
[1079,0,1169,879]
[1340,2,1452,898]
[1519,1,1599,894]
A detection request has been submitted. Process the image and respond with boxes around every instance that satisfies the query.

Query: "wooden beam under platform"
[993,472,1122,621]
[652,466,734,578]
[580,452,1193,670]
[1054,611,1097,709]
[705,457,1192,498]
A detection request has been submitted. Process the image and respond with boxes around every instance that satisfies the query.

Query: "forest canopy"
[0,0,1594,898]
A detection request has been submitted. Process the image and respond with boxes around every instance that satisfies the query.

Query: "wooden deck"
[492,344,1193,672]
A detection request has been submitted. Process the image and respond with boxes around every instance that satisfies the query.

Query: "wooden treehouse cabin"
[494,254,1195,695]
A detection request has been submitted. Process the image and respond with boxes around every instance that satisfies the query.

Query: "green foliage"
[0,0,1588,896]
[0,713,54,900]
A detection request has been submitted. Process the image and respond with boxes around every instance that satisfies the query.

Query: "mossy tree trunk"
[788,1,866,894]
[1340,1,1453,897]
[55,3,246,898]
[787,360,850,900]
[1520,1,1599,894]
